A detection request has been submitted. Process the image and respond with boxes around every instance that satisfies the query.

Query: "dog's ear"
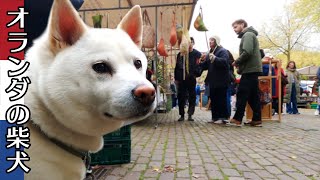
[49,0,87,55]
[117,5,143,48]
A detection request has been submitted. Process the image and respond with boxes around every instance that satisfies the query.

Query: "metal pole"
[278,60,282,122]
[154,6,159,128]
[83,11,86,23]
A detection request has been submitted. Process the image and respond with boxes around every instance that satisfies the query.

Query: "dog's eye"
[134,60,142,69]
[92,62,113,74]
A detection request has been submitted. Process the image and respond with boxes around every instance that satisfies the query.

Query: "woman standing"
[273,62,287,114]
[284,61,301,114]
[314,67,320,116]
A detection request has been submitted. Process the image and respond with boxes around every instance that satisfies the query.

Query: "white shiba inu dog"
[24,0,156,179]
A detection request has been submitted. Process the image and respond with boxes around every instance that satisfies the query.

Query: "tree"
[293,0,320,32]
[276,51,320,68]
[259,4,315,63]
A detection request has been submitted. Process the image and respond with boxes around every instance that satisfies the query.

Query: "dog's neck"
[26,91,103,152]
[29,121,91,167]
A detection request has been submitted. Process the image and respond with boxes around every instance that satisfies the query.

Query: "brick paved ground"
[87,108,320,180]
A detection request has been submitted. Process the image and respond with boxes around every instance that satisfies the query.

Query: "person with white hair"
[200,36,230,124]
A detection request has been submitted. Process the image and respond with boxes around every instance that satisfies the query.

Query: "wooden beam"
[79,2,196,12]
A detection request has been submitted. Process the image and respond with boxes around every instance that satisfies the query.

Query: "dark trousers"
[171,95,177,108]
[273,86,284,113]
[226,87,232,118]
[233,73,261,122]
[210,86,228,120]
[287,83,299,114]
[177,77,196,117]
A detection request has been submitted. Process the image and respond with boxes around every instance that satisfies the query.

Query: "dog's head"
[26,0,156,136]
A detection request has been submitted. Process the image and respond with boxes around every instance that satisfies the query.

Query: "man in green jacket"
[229,19,263,127]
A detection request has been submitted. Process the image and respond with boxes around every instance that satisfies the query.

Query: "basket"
[91,139,131,165]
[90,125,131,165]
[103,125,131,141]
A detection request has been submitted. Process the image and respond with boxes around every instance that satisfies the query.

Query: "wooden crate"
[246,76,272,121]
[246,103,272,120]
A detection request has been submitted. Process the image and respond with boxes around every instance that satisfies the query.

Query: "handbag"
[157,38,168,57]
[157,12,168,57]
[169,11,177,47]
[142,10,155,48]
[193,13,208,31]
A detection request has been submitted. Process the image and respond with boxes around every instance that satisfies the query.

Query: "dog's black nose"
[132,85,155,106]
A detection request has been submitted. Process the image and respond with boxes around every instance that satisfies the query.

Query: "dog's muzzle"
[103,85,156,119]
[131,85,156,106]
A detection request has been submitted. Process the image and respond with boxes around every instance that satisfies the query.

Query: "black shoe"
[188,116,194,121]
[178,116,184,121]
[244,121,262,127]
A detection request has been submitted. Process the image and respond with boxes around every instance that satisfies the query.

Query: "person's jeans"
[171,95,177,108]
[196,95,200,106]
[227,87,231,118]
[286,83,299,114]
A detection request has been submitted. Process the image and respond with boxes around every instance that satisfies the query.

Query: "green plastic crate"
[104,125,131,141]
[311,104,318,109]
[91,139,131,165]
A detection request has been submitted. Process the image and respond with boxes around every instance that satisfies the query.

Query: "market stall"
[79,0,198,114]
[246,58,283,122]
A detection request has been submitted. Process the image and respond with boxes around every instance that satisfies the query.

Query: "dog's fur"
[24,0,156,179]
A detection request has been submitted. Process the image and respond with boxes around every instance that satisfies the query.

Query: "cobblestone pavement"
[88,108,320,180]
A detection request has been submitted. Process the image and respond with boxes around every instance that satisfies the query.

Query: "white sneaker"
[213,120,224,124]
[223,119,230,124]
[315,109,319,116]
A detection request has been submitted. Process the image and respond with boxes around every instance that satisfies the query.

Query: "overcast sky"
[189,0,294,53]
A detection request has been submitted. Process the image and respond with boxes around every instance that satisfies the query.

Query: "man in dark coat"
[200,36,230,123]
[174,37,202,121]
